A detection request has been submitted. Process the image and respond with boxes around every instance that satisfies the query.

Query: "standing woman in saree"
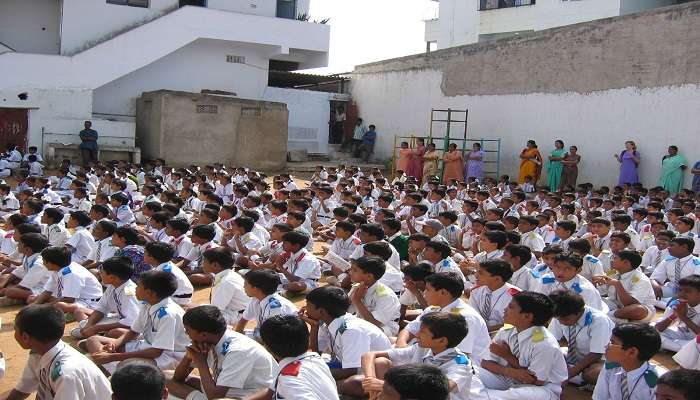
[518,140,543,184]
[659,145,688,195]
[614,140,641,185]
[442,143,464,183]
[559,145,581,190]
[546,140,566,192]
[406,138,426,182]
[396,141,411,174]
[423,142,440,183]
[465,142,484,182]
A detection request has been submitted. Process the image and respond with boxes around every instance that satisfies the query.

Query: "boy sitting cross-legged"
[469,260,520,332]
[200,247,249,326]
[654,275,700,352]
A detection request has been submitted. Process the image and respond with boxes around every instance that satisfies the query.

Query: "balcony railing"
[479,0,536,11]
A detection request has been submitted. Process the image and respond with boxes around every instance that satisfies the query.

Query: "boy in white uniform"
[83,220,118,270]
[519,216,546,258]
[234,270,298,339]
[246,314,340,400]
[65,211,96,264]
[275,231,321,294]
[165,218,194,263]
[301,286,391,397]
[536,252,607,312]
[201,247,249,325]
[478,291,568,400]
[33,246,103,322]
[651,237,700,302]
[654,275,700,351]
[143,242,194,306]
[397,272,490,364]
[168,306,277,400]
[469,260,520,332]
[41,208,69,247]
[0,233,49,305]
[9,305,112,399]
[86,270,191,374]
[640,229,673,275]
[347,256,401,337]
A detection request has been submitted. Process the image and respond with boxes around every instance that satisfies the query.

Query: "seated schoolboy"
[518,216,546,258]
[72,256,140,340]
[592,323,664,400]
[196,207,224,244]
[383,218,409,262]
[592,250,655,324]
[362,241,405,294]
[111,361,168,400]
[568,238,606,282]
[112,226,152,282]
[32,246,103,322]
[86,270,190,374]
[244,223,291,270]
[548,290,614,386]
[65,211,96,264]
[200,247,249,325]
[273,231,321,294]
[397,272,489,364]
[651,237,699,303]
[234,269,298,339]
[143,242,194,306]
[672,334,700,369]
[351,223,402,269]
[244,315,340,400]
[167,306,277,400]
[536,252,607,312]
[399,261,432,323]
[357,312,479,400]
[83,220,118,271]
[137,211,171,243]
[180,225,218,284]
[654,275,700,351]
[552,220,577,252]
[165,218,194,263]
[379,364,450,400]
[598,232,633,272]
[0,233,49,305]
[41,207,69,247]
[111,192,135,227]
[501,244,537,291]
[6,305,112,399]
[655,369,700,400]
[223,216,264,258]
[478,291,568,399]
[347,256,401,337]
[469,260,520,332]
[423,240,467,284]
[300,286,391,395]
[460,230,508,288]
[640,229,674,275]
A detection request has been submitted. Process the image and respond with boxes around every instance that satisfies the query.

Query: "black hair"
[192,224,216,241]
[101,256,135,281]
[18,233,49,254]
[363,241,392,261]
[139,270,177,299]
[420,312,468,348]
[115,226,140,245]
[408,233,430,243]
[482,230,508,248]
[202,248,234,270]
[359,223,385,240]
[41,246,71,267]
[555,252,583,269]
[567,238,591,255]
[479,260,514,282]
[150,211,171,226]
[43,207,64,224]
[244,269,281,295]
[305,286,350,318]
[183,305,227,335]
[503,244,531,266]
[144,242,176,263]
[199,208,219,222]
[281,230,310,247]
[425,240,451,259]
[15,304,65,343]
[617,250,642,269]
[90,204,111,218]
[610,231,631,245]
[111,192,129,205]
[8,213,28,227]
[612,323,661,361]
[671,237,695,253]
[69,210,92,226]
[260,315,309,358]
[549,290,585,318]
[233,216,255,233]
[166,218,191,235]
[678,275,700,291]
[657,369,700,398]
[403,262,434,281]
[96,220,117,237]
[16,223,41,235]
[335,220,356,233]
[425,272,464,299]
[24,198,44,214]
[556,220,577,234]
[352,256,386,281]
[383,364,449,400]
[382,218,402,233]
[512,291,554,326]
[111,361,166,400]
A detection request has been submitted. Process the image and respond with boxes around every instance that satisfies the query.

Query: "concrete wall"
[620,0,676,15]
[93,39,271,116]
[0,0,60,54]
[137,90,288,170]
[262,87,331,154]
[352,2,700,188]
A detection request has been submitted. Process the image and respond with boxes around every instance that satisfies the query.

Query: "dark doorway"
[0,108,28,153]
[276,0,297,19]
[179,0,206,7]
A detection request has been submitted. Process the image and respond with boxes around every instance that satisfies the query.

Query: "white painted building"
[425,0,681,49]
[0,0,330,162]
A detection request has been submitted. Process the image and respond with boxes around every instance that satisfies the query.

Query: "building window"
[276,0,297,19]
[107,0,150,8]
[480,0,535,11]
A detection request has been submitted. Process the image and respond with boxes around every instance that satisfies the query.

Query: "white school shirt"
[473,249,503,263]
[535,224,556,244]
[283,248,321,289]
[65,226,95,264]
[271,352,340,400]
[252,223,270,243]
[68,197,92,213]
[581,254,606,282]
[210,269,250,324]
[44,262,103,301]
[658,301,700,341]
[330,236,361,259]
[434,257,467,283]
[605,267,655,313]
[509,266,538,291]
[649,254,700,296]
[520,230,546,253]
[45,223,70,247]
[536,274,608,312]
[407,298,490,363]
[548,306,614,364]
[93,280,141,327]
[313,198,337,223]
[15,254,49,294]
[641,245,669,273]
[130,297,190,354]
[388,345,475,400]
[318,313,391,369]
[266,212,288,229]
[0,192,20,211]
[114,205,135,226]
[623,227,641,250]
[348,281,400,337]
[0,230,16,256]
[484,325,568,396]
[468,283,520,328]
[227,232,263,255]
[206,330,277,399]
[377,261,405,293]
[172,235,194,259]
[592,361,664,400]
[551,235,573,252]
[439,224,462,247]
[673,337,700,369]
[258,240,284,260]
[87,237,117,263]
[156,262,194,303]
[242,293,298,338]
[184,240,218,270]
[15,340,112,400]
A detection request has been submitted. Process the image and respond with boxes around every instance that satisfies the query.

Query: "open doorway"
[179,0,206,7]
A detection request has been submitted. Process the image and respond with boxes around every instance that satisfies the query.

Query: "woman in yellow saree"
[518,140,543,184]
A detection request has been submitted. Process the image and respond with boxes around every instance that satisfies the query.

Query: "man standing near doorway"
[331,106,346,144]
[356,124,377,162]
[79,120,98,165]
